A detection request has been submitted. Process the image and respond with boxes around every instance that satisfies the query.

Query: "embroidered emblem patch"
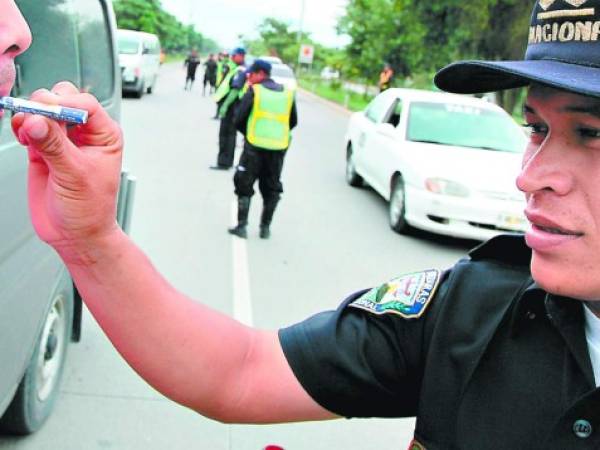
[408,439,427,450]
[349,270,440,319]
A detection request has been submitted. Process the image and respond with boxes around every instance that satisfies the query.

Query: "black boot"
[228,196,251,238]
[259,198,279,239]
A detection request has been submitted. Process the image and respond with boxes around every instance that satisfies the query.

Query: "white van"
[117,29,161,98]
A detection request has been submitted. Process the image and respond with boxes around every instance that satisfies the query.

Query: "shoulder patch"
[349,269,440,319]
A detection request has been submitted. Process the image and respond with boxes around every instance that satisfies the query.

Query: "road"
[0,63,476,450]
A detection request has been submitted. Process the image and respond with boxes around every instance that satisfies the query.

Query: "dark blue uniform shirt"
[279,234,600,449]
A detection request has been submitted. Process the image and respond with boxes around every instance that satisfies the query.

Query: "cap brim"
[435,60,600,99]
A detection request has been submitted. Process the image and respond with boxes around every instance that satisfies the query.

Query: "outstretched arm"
[12,82,336,424]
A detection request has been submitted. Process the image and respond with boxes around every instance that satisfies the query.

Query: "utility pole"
[297,0,306,44]
[296,0,306,73]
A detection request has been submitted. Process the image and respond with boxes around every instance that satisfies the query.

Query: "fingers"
[18,114,79,174]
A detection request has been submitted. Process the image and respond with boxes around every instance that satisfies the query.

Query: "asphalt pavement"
[0,63,476,450]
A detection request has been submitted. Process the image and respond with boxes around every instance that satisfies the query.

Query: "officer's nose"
[0,0,32,59]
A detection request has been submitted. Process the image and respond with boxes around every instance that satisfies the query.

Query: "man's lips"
[525,211,583,236]
[524,211,584,251]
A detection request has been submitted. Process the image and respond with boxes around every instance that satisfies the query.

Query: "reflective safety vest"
[215,60,228,87]
[247,85,294,151]
[213,64,243,103]
[238,81,250,100]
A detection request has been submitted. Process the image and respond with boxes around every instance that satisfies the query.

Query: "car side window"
[15,0,80,97]
[75,0,116,101]
[365,95,393,123]
[384,99,403,128]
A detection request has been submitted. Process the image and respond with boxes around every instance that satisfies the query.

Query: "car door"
[353,92,394,182]
[0,0,122,425]
[359,94,401,196]
[0,0,82,409]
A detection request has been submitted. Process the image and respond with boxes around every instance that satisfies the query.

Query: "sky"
[159,0,350,50]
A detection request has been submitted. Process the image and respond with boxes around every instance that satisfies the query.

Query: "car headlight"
[425,178,470,197]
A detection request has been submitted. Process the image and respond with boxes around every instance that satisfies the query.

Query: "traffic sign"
[298,44,314,64]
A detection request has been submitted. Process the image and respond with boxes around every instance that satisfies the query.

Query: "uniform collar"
[510,282,595,387]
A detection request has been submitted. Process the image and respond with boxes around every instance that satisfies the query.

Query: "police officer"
[212,51,230,119]
[228,60,297,239]
[210,47,246,170]
[13,0,600,448]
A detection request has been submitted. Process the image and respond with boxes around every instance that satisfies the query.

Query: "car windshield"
[407,101,527,153]
[271,65,295,79]
[117,36,140,55]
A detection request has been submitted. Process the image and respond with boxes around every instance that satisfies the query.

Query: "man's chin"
[531,256,599,301]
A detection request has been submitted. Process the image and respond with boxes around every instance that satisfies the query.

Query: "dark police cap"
[231,47,246,56]
[435,0,600,98]
[247,59,272,75]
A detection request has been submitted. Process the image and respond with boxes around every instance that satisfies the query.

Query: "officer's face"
[0,0,31,103]
[517,85,600,300]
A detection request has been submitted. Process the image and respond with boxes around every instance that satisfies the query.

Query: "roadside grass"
[298,77,373,112]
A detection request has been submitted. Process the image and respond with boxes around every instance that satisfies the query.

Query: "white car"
[259,55,283,65]
[321,67,340,80]
[270,64,297,91]
[344,88,529,241]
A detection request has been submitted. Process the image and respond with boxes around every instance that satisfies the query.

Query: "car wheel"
[389,176,410,234]
[346,145,363,187]
[134,81,145,99]
[0,292,73,435]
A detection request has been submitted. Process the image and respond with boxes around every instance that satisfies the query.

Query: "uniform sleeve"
[278,270,451,418]
[231,70,247,89]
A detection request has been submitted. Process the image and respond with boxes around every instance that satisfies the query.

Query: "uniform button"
[573,419,593,439]
[526,311,536,320]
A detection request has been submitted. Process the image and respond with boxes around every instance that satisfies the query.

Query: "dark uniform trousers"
[280,235,600,449]
[233,144,286,203]
[217,103,238,168]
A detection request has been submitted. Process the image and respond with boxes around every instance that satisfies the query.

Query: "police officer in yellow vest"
[229,59,297,239]
[210,48,246,168]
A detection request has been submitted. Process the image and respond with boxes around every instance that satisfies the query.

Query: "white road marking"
[230,200,253,326]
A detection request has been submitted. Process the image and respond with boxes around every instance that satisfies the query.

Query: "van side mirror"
[142,47,150,55]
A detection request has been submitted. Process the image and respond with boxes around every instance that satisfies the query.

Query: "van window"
[15,0,81,97]
[76,0,116,101]
[118,36,141,55]
[143,38,161,55]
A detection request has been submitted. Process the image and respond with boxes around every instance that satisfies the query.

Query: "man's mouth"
[533,224,583,236]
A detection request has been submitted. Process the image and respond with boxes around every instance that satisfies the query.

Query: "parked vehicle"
[270,64,297,91]
[0,0,133,435]
[117,29,161,98]
[320,67,340,80]
[258,55,283,65]
[344,88,529,241]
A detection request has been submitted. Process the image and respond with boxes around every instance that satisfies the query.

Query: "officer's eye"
[523,122,548,138]
[577,127,600,139]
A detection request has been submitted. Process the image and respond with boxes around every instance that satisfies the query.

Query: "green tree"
[338,0,530,110]
[113,0,218,54]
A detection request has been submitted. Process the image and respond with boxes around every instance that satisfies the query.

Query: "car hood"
[405,141,524,196]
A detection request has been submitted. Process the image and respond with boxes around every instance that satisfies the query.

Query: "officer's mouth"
[524,211,584,251]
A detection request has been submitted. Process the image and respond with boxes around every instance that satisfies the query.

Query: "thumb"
[21,115,78,173]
